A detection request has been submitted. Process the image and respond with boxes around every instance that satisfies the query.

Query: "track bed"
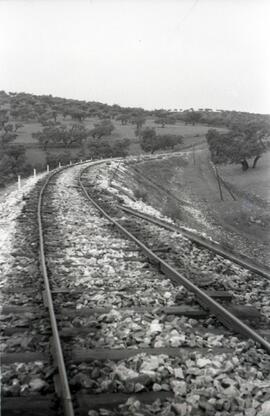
[2,159,270,416]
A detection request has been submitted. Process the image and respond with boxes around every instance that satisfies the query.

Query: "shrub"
[133,188,148,202]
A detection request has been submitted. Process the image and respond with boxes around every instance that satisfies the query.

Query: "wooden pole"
[18,175,21,191]
[214,165,223,201]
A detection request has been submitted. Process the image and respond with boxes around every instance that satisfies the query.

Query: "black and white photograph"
[1,1,270,415]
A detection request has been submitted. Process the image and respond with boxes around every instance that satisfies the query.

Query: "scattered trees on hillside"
[182,110,202,125]
[140,128,182,154]
[33,124,89,150]
[116,114,130,125]
[206,122,270,171]
[2,90,270,132]
[154,116,176,128]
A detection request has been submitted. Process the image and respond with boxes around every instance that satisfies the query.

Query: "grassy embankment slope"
[126,148,270,264]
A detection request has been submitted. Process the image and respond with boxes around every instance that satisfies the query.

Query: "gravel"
[41,161,270,415]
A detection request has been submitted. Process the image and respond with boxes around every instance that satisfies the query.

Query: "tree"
[183,110,202,125]
[156,134,183,151]
[90,120,115,139]
[33,124,89,150]
[0,109,9,128]
[86,138,129,159]
[140,128,182,154]
[140,128,157,153]
[3,123,14,133]
[15,122,24,131]
[45,150,72,168]
[132,116,146,131]
[1,132,18,146]
[33,126,65,149]
[110,139,130,157]
[61,124,88,148]
[206,122,270,171]
[69,109,87,122]
[116,114,130,125]
[154,116,176,128]
[0,144,31,183]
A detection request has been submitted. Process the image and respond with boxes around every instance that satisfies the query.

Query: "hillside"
[0,90,269,185]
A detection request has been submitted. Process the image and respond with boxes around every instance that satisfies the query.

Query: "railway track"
[2,159,270,416]
[114,204,270,281]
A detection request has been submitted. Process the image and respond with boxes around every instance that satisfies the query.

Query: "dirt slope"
[127,151,270,266]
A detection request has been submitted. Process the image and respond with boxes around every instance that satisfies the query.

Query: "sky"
[0,0,270,113]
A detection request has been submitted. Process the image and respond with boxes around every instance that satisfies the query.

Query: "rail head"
[116,204,270,281]
[79,166,270,355]
[37,158,121,415]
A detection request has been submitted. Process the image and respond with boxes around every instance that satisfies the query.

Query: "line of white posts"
[17,159,84,191]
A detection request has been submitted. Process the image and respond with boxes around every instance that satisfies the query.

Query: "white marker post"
[59,162,61,168]
[80,159,82,163]
[47,164,50,173]
[69,160,72,165]
[18,175,21,191]
[33,168,36,178]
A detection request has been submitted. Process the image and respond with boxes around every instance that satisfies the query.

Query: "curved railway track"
[114,204,270,281]
[2,158,270,416]
[79,165,270,352]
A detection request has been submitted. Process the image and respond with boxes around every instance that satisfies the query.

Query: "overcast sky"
[0,0,269,113]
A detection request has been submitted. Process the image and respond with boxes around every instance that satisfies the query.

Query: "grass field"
[13,116,226,165]
[219,151,270,203]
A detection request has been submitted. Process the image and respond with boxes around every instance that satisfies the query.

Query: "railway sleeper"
[1,395,57,416]
[69,346,232,363]
[77,391,174,414]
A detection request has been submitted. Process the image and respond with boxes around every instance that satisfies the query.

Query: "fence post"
[18,175,21,191]
[80,159,82,163]
[59,162,61,168]
[33,168,36,178]
[192,145,195,166]
[214,165,223,201]
[69,161,72,165]
[47,164,50,173]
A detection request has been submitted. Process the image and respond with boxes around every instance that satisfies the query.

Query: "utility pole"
[214,165,223,201]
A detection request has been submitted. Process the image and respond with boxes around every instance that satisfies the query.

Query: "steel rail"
[116,204,270,281]
[79,166,270,354]
[37,158,118,415]
[38,169,75,416]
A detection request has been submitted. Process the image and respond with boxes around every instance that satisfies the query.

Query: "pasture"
[13,117,227,165]
[219,151,270,204]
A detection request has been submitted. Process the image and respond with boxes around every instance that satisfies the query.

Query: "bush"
[133,188,148,202]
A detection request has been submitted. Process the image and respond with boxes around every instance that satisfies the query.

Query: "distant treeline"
[1,90,269,129]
